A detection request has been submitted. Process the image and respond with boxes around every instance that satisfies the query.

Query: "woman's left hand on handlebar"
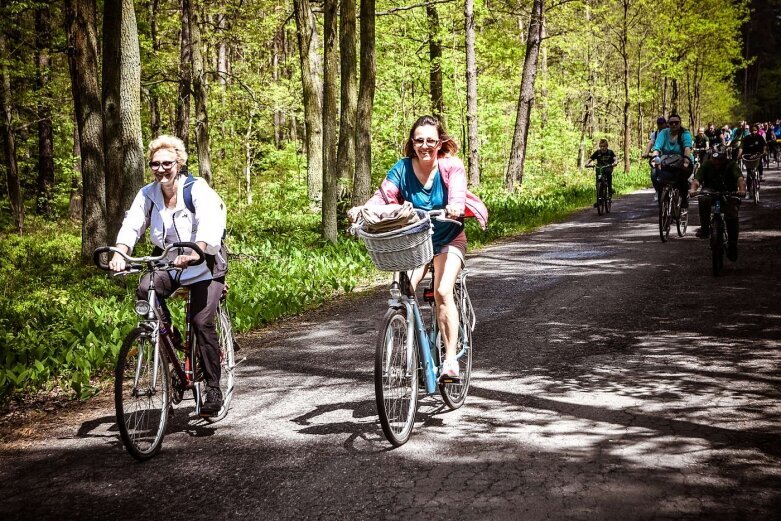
[445,204,464,219]
[173,253,200,268]
[347,206,363,223]
[109,252,127,272]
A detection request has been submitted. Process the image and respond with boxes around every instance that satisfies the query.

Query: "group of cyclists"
[586,114,776,262]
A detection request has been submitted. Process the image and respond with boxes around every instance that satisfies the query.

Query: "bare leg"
[433,251,462,362]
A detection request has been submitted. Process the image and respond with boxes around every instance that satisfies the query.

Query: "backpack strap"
[182,174,197,214]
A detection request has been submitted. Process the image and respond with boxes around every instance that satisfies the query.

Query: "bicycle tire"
[375,308,419,447]
[596,182,606,216]
[754,176,760,204]
[439,283,473,410]
[711,219,724,276]
[675,202,689,237]
[203,303,236,422]
[605,191,612,214]
[659,189,671,242]
[115,327,170,461]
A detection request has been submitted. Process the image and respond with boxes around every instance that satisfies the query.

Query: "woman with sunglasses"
[348,115,487,379]
[651,113,694,209]
[108,135,228,416]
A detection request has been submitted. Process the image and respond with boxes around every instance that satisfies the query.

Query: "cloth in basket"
[360,201,420,233]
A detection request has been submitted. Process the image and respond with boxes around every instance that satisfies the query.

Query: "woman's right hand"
[347,206,363,223]
[108,252,127,272]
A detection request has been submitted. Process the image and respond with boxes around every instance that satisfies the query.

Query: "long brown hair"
[403,115,459,158]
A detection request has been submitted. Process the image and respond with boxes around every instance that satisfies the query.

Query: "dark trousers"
[655,168,690,207]
[698,197,740,248]
[137,273,226,388]
[595,168,613,197]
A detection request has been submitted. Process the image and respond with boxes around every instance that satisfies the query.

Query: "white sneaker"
[440,358,459,379]
[653,193,658,202]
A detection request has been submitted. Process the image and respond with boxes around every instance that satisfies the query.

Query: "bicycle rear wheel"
[754,176,760,204]
[440,282,473,410]
[659,189,671,242]
[375,308,419,446]
[711,219,724,276]
[115,327,170,461]
[203,303,236,422]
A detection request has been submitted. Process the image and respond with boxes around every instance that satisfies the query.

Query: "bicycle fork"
[404,299,439,395]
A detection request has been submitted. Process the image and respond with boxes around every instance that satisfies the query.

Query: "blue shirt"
[653,128,693,160]
[385,158,462,252]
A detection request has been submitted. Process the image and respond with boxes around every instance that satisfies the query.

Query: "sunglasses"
[412,138,440,147]
[668,121,681,125]
[149,160,176,170]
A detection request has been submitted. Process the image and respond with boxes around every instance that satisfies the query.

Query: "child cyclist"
[586,139,618,207]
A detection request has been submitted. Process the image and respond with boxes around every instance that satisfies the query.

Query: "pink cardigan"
[365,156,488,229]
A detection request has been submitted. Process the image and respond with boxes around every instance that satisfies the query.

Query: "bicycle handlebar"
[93,242,206,273]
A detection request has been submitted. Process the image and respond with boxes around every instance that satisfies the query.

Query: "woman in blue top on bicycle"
[348,115,487,380]
[651,113,694,208]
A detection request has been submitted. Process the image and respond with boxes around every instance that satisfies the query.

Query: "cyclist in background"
[651,113,693,209]
[586,138,617,207]
[693,127,709,163]
[347,115,488,379]
[737,124,767,183]
[644,116,667,200]
[690,152,746,261]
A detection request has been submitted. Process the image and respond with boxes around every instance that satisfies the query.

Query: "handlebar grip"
[93,246,114,270]
[171,242,206,266]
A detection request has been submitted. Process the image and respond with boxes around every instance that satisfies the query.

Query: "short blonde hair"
[148,135,188,166]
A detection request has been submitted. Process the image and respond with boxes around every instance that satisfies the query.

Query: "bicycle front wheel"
[204,303,236,422]
[375,308,419,447]
[677,199,688,237]
[115,327,170,461]
[711,219,725,276]
[754,177,760,204]
[596,183,606,216]
[659,190,671,242]
[440,282,473,410]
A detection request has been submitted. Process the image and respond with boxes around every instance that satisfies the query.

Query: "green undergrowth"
[0,164,649,404]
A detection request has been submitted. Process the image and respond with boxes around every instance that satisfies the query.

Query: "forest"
[0,0,771,403]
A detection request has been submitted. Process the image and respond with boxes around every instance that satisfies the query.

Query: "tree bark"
[102,0,145,241]
[321,0,338,243]
[176,0,192,146]
[620,0,630,173]
[464,0,479,185]
[188,0,212,184]
[352,0,375,207]
[216,13,228,86]
[293,0,323,208]
[148,0,161,138]
[0,30,23,233]
[505,0,543,192]
[69,120,83,221]
[65,0,107,260]
[337,0,357,196]
[35,6,55,217]
[427,4,444,121]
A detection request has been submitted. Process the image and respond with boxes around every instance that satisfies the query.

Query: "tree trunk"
[427,4,444,121]
[65,0,107,260]
[464,0,479,185]
[539,20,548,129]
[505,0,543,192]
[352,0,375,207]
[69,120,83,221]
[244,114,253,205]
[321,0,338,243]
[148,0,161,138]
[272,28,283,148]
[35,6,55,217]
[620,0,630,173]
[293,0,323,208]
[216,13,228,86]
[102,0,145,241]
[0,31,23,233]
[176,0,192,146]
[188,0,212,184]
[337,0,357,196]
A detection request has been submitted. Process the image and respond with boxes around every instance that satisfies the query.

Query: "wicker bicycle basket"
[357,209,433,271]
[742,156,761,170]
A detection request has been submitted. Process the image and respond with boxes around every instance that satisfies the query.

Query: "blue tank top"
[385,158,462,252]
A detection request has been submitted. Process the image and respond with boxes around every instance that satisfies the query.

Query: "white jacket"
[116,177,227,285]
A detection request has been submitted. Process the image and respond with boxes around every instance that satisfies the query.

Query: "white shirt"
[115,176,227,285]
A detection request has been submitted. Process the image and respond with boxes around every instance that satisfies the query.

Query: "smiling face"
[411,124,441,162]
[149,148,180,191]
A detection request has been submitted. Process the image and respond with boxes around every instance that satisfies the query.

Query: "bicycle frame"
[388,268,471,395]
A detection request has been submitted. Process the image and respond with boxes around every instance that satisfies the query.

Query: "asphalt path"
[2,167,781,521]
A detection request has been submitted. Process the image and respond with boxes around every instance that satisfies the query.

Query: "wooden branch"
[377,0,455,17]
